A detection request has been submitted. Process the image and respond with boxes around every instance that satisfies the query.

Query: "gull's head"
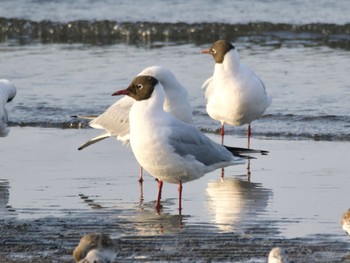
[201,40,236,64]
[112,75,159,101]
[138,66,168,79]
[138,66,177,91]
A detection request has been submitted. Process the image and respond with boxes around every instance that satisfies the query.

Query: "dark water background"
[1,0,350,142]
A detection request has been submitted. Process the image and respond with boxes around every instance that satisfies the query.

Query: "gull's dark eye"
[137,84,144,89]
[211,48,217,54]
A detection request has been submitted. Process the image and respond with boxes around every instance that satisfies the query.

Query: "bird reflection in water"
[205,177,271,232]
[222,158,253,181]
[133,205,184,235]
[139,178,144,206]
[0,179,15,216]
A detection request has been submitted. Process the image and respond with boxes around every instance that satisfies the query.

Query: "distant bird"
[73,233,116,263]
[76,66,192,181]
[112,75,267,211]
[201,40,271,146]
[341,208,350,235]
[268,247,289,263]
[0,79,16,137]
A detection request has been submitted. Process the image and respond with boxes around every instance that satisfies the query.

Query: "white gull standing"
[201,40,271,147]
[0,79,17,137]
[112,75,267,211]
[77,66,192,181]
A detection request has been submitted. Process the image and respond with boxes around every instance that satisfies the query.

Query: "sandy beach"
[0,127,349,262]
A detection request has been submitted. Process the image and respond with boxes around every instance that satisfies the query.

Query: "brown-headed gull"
[77,66,192,181]
[73,233,116,263]
[0,79,16,137]
[112,75,267,211]
[201,40,271,146]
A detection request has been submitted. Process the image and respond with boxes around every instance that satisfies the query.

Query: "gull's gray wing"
[167,121,234,166]
[78,132,111,150]
[89,96,134,142]
[0,107,9,137]
[201,76,213,91]
[72,115,97,120]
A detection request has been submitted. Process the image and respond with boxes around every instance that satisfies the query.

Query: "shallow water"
[1,128,349,238]
[1,42,350,141]
[1,128,350,262]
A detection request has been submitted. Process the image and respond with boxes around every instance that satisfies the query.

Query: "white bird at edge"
[75,66,192,181]
[341,208,350,236]
[73,233,116,263]
[268,247,290,263]
[112,75,268,212]
[201,40,271,147]
[0,79,17,137]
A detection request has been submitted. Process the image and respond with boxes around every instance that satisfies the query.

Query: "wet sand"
[0,127,350,262]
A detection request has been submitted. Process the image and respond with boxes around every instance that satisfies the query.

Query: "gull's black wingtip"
[224,146,269,157]
[261,150,269,155]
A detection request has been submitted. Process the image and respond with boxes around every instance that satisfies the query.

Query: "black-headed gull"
[0,79,16,137]
[268,247,289,263]
[201,40,271,146]
[77,66,192,181]
[341,208,350,235]
[112,75,267,211]
[73,233,116,263]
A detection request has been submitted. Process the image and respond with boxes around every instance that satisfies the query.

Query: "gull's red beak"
[201,49,211,54]
[112,89,129,96]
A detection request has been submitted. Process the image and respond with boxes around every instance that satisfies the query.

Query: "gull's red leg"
[155,180,163,211]
[221,123,225,145]
[178,180,183,212]
[138,166,143,182]
[247,124,251,149]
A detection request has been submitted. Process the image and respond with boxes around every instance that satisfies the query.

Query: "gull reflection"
[130,203,185,235]
[205,177,271,232]
[0,179,14,216]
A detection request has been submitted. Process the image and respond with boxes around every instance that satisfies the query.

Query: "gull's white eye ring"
[137,84,143,89]
[211,48,217,54]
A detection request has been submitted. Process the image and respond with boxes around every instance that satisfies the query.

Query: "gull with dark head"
[201,40,271,146]
[0,79,16,137]
[112,75,267,211]
[76,66,192,181]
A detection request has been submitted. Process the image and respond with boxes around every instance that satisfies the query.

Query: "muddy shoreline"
[1,210,350,263]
